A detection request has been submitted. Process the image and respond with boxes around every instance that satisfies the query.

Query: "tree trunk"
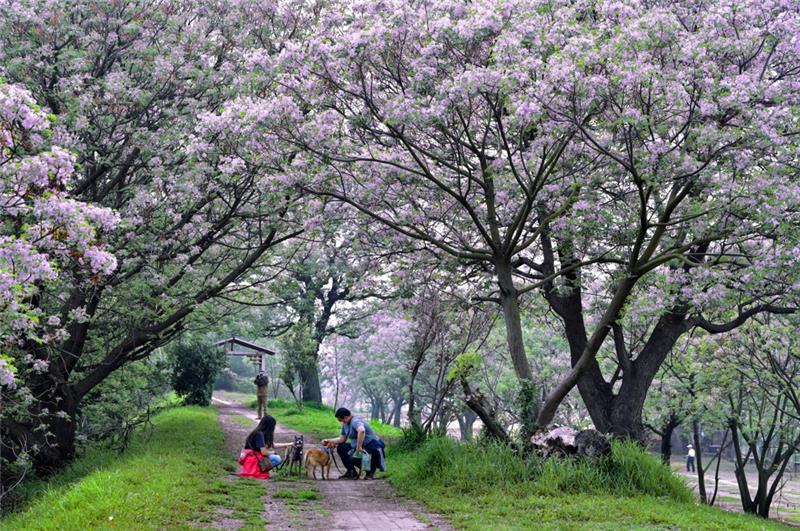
[660,413,680,465]
[36,412,78,474]
[573,311,689,440]
[693,419,708,504]
[539,273,641,430]
[391,396,403,428]
[2,387,79,476]
[459,378,508,442]
[754,472,770,518]
[495,260,534,384]
[435,409,451,435]
[333,376,339,410]
[300,362,322,404]
[539,234,614,432]
[729,420,757,514]
[407,352,424,429]
[606,383,649,440]
[709,429,730,506]
[757,489,772,518]
[539,227,695,438]
[333,347,340,410]
[457,409,478,441]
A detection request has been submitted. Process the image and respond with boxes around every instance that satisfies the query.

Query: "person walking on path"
[322,407,385,480]
[686,444,696,472]
[254,372,269,419]
[238,415,292,480]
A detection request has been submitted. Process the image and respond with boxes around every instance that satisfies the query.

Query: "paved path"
[212,396,452,530]
[672,458,800,525]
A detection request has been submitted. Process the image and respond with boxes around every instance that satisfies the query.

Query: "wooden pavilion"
[213,337,275,372]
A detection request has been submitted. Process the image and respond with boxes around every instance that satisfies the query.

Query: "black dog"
[285,434,304,475]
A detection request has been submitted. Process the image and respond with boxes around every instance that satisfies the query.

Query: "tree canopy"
[1,1,798,519]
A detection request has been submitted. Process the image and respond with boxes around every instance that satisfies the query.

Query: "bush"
[392,437,528,495]
[395,424,428,452]
[168,341,227,406]
[77,358,172,446]
[394,437,692,502]
[601,440,693,501]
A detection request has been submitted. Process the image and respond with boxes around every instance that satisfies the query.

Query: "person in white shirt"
[686,444,696,472]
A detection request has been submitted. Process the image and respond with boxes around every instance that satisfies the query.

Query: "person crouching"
[238,415,292,479]
[322,407,385,480]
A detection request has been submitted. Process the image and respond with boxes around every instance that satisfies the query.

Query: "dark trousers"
[257,394,267,418]
[337,440,380,474]
[686,456,695,472]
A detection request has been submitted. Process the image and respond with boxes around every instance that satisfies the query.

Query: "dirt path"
[212,396,453,530]
[213,397,300,530]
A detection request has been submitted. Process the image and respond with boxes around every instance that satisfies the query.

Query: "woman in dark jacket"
[238,415,290,479]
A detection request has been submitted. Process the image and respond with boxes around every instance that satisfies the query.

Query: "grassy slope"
[393,488,783,531]
[1,406,265,530]
[219,392,785,530]
[27,393,777,530]
[388,439,786,530]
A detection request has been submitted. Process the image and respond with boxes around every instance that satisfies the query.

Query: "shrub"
[396,437,528,494]
[601,440,693,502]
[168,341,227,406]
[396,424,428,452]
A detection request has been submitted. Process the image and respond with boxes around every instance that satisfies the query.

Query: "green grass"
[273,488,322,500]
[0,406,266,530]
[387,437,789,530]
[255,398,403,441]
[271,483,329,525]
[213,391,403,441]
[214,390,254,404]
[394,489,786,530]
[215,394,788,529]
[231,413,256,428]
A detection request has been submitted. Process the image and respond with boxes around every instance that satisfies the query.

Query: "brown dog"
[304,447,333,480]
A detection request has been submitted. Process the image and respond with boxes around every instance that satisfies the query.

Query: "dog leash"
[273,438,304,473]
[273,448,288,471]
[326,446,343,474]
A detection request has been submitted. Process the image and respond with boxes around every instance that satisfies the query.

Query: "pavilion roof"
[213,336,275,355]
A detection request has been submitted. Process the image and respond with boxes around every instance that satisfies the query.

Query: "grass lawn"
[0,406,266,530]
[215,392,789,529]
[390,487,785,530]
[386,438,789,530]
[214,390,403,441]
[5,396,788,530]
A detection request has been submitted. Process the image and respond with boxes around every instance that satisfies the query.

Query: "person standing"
[686,444,696,472]
[254,372,269,419]
[322,407,385,480]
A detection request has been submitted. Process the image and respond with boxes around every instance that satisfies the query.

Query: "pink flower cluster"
[1,83,119,386]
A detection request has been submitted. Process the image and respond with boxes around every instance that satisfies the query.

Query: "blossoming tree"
[0,0,307,473]
[267,0,592,423]
[1,83,118,447]
[259,0,800,438]
[527,0,800,437]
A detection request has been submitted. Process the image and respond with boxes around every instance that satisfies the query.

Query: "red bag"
[238,449,270,480]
